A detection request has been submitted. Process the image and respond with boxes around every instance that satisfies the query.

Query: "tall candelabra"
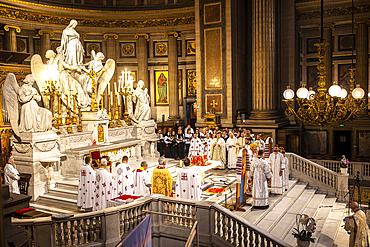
[100,94,105,111]
[114,94,122,127]
[77,104,83,132]
[88,67,98,112]
[119,88,132,126]
[72,93,78,124]
[118,68,133,126]
[108,93,115,128]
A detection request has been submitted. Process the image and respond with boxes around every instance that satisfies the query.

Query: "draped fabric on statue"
[151,167,173,197]
[94,168,114,211]
[59,24,84,66]
[77,164,96,209]
[175,167,201,201]
[268,152,285,194]
[251,158,272,207]
[4,163,20,194]
[114,163,135,196]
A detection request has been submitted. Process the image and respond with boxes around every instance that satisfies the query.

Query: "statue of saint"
[132,80,151,123]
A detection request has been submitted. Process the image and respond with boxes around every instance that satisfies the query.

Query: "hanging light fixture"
[282,0,368,127]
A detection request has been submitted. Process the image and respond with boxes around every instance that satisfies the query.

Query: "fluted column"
[250,0,277,119]
[135,34,149,89]
[103,33,118,109]
[323,23,334,87]
[38,30,54,62]
[4,25,21,52]
[165,32,180,120]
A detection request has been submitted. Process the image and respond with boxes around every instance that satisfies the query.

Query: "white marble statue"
[131,80,151,123]
[3,73,52,138]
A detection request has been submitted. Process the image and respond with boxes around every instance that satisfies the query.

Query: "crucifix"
[210,100,218,110]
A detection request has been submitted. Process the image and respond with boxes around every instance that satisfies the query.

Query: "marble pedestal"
[135,120,159,158]
[10,131,61,201]
[81,111,109,144]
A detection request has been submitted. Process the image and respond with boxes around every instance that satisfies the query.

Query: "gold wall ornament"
[88,67,98,112]
[37,29,54,37]
[98,125,104,142]
[4,25,21,33]
[103,33,119,40]
[16,39,26,52]
[156,43,167,55]
[122,44,134,56]
[134,33,150,41]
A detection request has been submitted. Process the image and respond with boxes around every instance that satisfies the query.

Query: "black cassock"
[170,136,178,159]
[157,134,164,156]
[177,133,185,159]
[164,135,172,158]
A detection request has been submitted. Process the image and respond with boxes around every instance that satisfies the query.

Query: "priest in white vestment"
[236,132,245,151]
[202,132,213,159]
[94,159,114,211]
[77,157,96,211]
[4,156,20,194]
[175,158,201,200]
[251,150,272,209]
[255,134,265,152]
[226,133,237,169]
[114,156,135,196]
[188,133,203,157]
[268,145,285,195]
[281,150,289,191]
[210,132,226,169]
[134,161,151,196]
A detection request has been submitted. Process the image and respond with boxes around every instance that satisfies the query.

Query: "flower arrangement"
[206,188,226,194]
[191,155,208,166]
[340,155,349,168]
[292,214,316,243]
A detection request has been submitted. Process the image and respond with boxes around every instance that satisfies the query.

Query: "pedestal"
[135,120,159,158]
[81,111,110,144]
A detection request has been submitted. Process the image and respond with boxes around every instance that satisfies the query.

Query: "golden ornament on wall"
[156,43,167,55]
[88,44,100,55]
[16,39,25,52]
[122,44,134,56]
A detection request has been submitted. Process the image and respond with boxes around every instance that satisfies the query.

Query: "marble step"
[30,202,80,215]
[48,188,79,200]
[332,206,350,247]
[39,194,78,204]
[55,181,79,191]
[258,188,316,232]
[243,182,308,225]
[315,202,347,247]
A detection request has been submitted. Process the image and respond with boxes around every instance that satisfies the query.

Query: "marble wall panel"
[205,28,222,90]
[204,2,221,24]
[304,130,328,155]
[358,131,370,158]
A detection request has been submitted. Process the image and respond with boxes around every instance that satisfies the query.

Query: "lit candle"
[114,82,118,95]
[110,91,113,105]
[118,76,122,91]
[108,81,111,93]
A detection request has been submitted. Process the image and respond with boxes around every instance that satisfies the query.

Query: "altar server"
[268,145,285,194]
[4,155,20,194]
[203,132,213,159]
[188,133,203,158]
[281,150,289,191]
[210,132,226,169]
[77,156,96,211]
[251,150,273,209]
[263,137,273,159]
[114,156,135,196]
[226,132,237,169]
[152,157,173,197]
[134,161,151,196]
[94,159,114,211]
[175,158,201,200]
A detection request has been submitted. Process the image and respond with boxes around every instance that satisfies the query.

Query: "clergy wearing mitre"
[210,132,226,169]
[175,158,202,200]
[268,145,285,195]
[152,157,173,197]
[251,150,273,209]
[77,156,96,211]
[114,156,135,196]
[94,159,114,211]
[226,132,237,169]
[133,161,151,196]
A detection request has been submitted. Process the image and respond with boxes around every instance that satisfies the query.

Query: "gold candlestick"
[65,100,71,125]
[115,94,122,127]
[57,91,63,126]
[88,67,98,112]
[77,105,83,132]
[108,93,115,128]
[100,93,105,111]
[120,88,131,125]
[67,107,73,134]
[72,93,78,124]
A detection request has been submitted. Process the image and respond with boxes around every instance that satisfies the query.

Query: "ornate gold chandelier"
[283,0,369,128]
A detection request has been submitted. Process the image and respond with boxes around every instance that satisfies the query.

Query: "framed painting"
[187,69,196,96]
[155,70,169,106]
[338,34,355,51]
[186,39,196,56]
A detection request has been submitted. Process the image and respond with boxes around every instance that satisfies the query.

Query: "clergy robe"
[164,135,172,158]
[256,139,265,152]
[151,166,173,197]
[268,152,285,194]
[114,162,135,196]
[251,158,272,207]
[236,137,245,151]
[283,156,289,191]
[202,137,213,159]
[133,167,151,196]
[94,168,114,211]
[226,136,237,169]
[344,209,370,247]
[175,167,201,201]
[184,133,192,157]
[77,164,96,209]
[188,138,203,158]
[177,133,185,159]
[263,137,272,159]
[210,138,226,168]
[4,163,20,194]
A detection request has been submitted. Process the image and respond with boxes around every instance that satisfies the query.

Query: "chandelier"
[282,0,369,128]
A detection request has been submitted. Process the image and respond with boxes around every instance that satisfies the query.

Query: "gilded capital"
[37,29,55,37]
[80,33,87,39]
[134,33,150,41]
[103,33,119,40]
[318,23,335,31]
[4,25,21,33]
[354,19,369,28]
[164,32,180,39]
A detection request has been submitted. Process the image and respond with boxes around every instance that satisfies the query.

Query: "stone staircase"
[237,179,348,247]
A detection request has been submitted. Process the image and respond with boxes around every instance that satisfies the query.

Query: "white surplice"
[4,163,20,194]
[268,152,285,194]
[77,164,96,209]
[114,162,135,196]
[282,156,289,191]
[94,168,114,211]
[188,138,203,157]
[202,137,213,159]
[251,158,272,206]
[133,168,151,196]
[175,167,201,201]
[226,136,237,169]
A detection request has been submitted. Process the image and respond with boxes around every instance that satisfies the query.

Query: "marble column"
[165,32,180,120]
[356,20,368,103]
[38,30,54,63]
[135,33,149,89]
[103,33,118,109]
[250,0,278,119]
[323,23,334,87]
[3,25,21,52]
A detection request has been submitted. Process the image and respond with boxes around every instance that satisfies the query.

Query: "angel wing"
[3,73,20,137]
[31,54,49,107]
[96,59,115,103]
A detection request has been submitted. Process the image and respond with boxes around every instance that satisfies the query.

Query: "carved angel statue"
[131,80,151,124]
[3,73,52,138]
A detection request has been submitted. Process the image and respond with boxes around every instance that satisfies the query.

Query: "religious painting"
[338,34,355,51]
[50,39,61,54]
[177,40,182,57]
[338,64,353,93]
[16,37,28,53]
[178,69,183,106]
[204,2,221,24]
[357,131,370,158]
[33,38,40,54]
[307,66,319,91]
[306,37,320,53]
[205,28,222,90]
[187,69,196,96]
[304,130,328,155]
[186,39,196,56]
[155,70,169,106]
[120,42,136,58]
[85,41,102,58]
[153,41,168,57]
[206,94,222,113]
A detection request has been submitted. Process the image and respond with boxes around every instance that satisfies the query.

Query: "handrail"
[185,221,199,247]
[287,152,337,175]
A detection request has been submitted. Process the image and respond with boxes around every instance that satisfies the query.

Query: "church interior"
[0,0,370,246]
